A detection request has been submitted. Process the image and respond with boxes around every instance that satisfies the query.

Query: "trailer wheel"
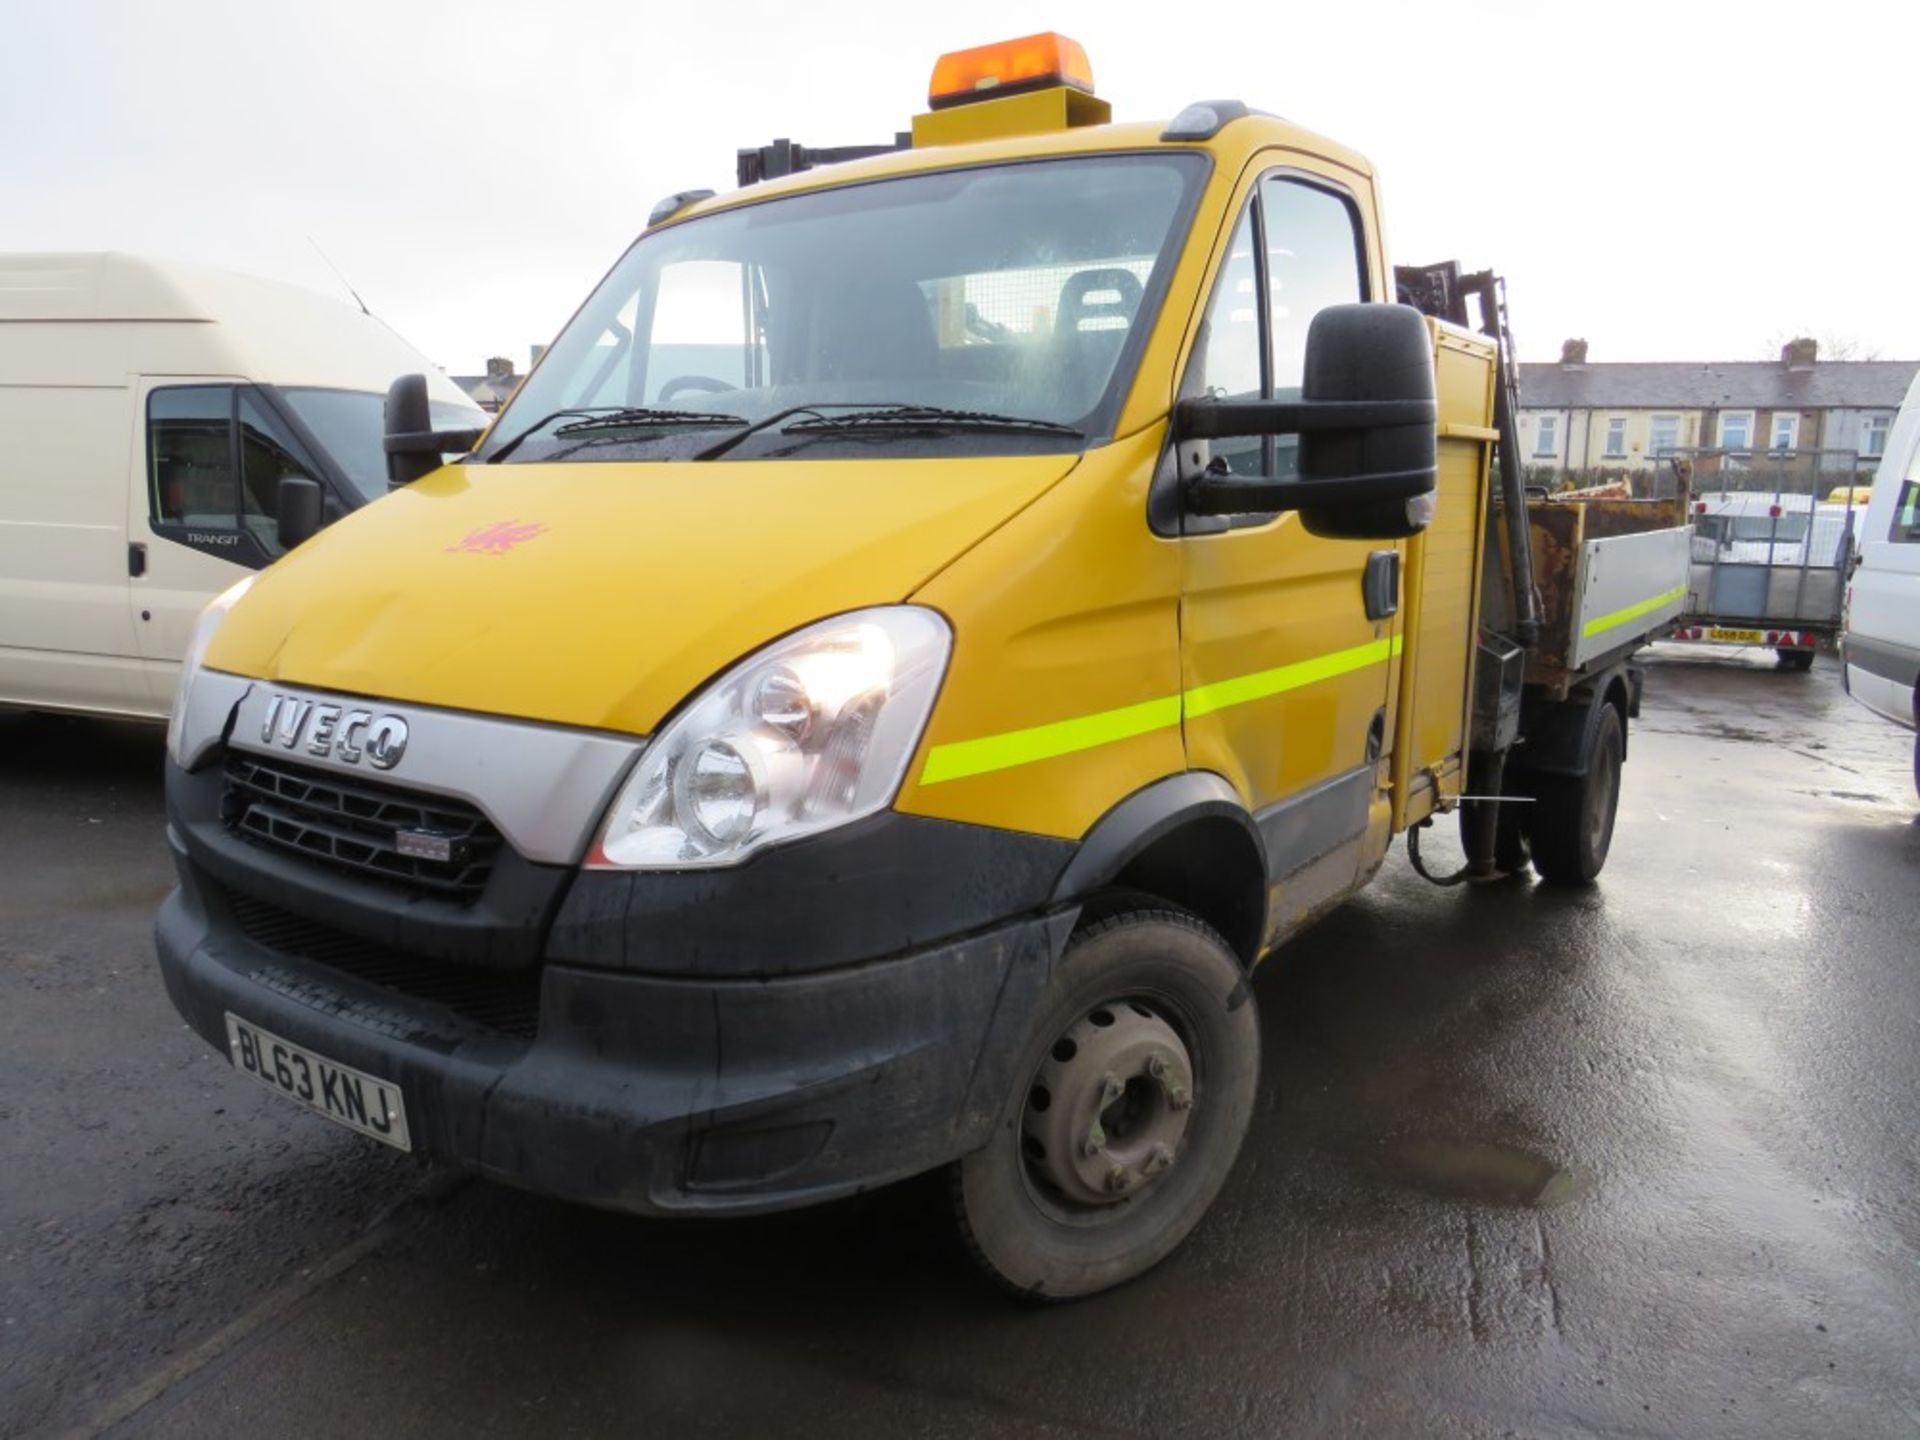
[951,909,1258,1301]
[1776,648,1815,672]
[1528,705,1623,886]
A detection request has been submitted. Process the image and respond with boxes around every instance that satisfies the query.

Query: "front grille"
[221,887,542,1039]
[222,752,503,902]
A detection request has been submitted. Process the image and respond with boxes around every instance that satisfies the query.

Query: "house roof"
[1518,360,1920,411]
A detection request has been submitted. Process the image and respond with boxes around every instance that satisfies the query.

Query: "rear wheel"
[1776,647,1815,672]
[952,909,1258,1301]
[1529,705,1624,886]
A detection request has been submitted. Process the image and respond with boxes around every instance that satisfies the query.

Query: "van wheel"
[952,909,1258,1301]
[1529,705,1623,886]
[1776,648,1815,672]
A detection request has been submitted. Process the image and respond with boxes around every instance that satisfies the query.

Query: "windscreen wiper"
[782,405,1084,437]
[692,402,1082,461]
[487,407,746,463]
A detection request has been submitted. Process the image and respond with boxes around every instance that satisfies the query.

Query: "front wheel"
[952,909,1259,1300]
[1528,704,1624,886]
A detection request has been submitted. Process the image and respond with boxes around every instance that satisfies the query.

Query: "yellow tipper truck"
[157,36,1691,1297]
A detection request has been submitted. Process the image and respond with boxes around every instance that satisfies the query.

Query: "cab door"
[1177,168,1400,916]
[130,381,312,710]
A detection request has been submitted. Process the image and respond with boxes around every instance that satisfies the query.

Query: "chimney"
[1560,338,1589,367]
[1781,337,1818,371]
[484,356,515,383]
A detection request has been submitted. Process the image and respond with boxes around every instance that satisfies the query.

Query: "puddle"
[1380,1138,1589,1209]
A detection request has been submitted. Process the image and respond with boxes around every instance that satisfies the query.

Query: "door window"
[149,385,322,560]
[1260,176,1367,481]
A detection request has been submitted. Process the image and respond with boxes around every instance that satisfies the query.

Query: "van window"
[150,387,238,529]
[1894,481,1920,544]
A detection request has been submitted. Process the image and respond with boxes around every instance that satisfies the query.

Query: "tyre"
[1528,704,1623,886]
[1776,648,1815,672]
[952,908,1259,1300]
[1493,792,1532,875]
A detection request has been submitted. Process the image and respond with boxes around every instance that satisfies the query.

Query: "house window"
[1603,417,1627,458]
[1534,414,1559,457]
[1649,414,1680,456]
[1719,411,1753,451]
[1864,413,1891,457]
[1770,413,1799,451]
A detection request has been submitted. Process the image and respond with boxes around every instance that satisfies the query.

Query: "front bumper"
[157,836,1070,1216]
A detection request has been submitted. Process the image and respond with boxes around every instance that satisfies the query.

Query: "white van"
[1843,370,1920,793]
[0,253,483,721]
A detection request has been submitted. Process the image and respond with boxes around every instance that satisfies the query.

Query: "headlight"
[590,606,951,870]
[165,574,255,766]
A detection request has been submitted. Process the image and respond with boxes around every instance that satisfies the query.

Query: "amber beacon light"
[927,33,1095,109]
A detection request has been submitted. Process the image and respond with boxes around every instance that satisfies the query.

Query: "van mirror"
[385,373,484,488]
[276,476,325,551]
[1175,303,1439,539]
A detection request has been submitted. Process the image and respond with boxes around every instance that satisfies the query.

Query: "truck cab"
[156,36,1682,1297]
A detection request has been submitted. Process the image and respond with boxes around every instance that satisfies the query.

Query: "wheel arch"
[1515,663,1634,777]
[1052,772,1267,965]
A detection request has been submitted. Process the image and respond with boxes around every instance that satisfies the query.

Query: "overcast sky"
[3,0,1912,374]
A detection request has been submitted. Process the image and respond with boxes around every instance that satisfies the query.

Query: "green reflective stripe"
[1183,634,1403,720]
[919,694,1183,786]
[918,633,1400,786]
[1581,583,1686,640]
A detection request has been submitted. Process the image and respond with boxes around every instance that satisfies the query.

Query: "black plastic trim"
[1844,631,1920,690]
[1255,764,1371,883]
[1051,771,1256,900]
[548,810,1075,979]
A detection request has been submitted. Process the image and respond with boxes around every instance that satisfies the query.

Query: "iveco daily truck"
[156,36,1691,1297]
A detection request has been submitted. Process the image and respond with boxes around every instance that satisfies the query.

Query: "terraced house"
[1517,339,1918,481]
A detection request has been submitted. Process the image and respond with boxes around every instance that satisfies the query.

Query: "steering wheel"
[659,374,737,402]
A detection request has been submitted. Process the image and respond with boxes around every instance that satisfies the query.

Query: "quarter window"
[1894,482,1920,543]
[150,387,238,529]
[1189,206,1264,477]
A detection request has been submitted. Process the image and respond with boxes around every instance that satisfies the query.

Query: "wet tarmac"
[3,646,1916,1438]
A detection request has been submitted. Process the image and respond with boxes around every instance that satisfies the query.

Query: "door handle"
[1363,549,1400,620]
[128,542,147,578]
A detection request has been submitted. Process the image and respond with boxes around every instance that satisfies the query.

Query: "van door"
[1177,171,1400,940]
[130,380,310,710]
[1849,439,1920,724]
[0,381,148,716]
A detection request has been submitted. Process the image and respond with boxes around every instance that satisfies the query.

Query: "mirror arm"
[384,427,484,455]
[1176,397,1436,440]
[1185,467,1435,518]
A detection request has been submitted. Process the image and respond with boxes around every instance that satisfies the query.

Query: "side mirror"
[276,476,324,551]
[384,373,483,488]
[1175,303,1438,539]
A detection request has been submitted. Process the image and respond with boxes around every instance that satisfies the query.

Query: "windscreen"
[484,153,1206,464]
[278,388,484,500]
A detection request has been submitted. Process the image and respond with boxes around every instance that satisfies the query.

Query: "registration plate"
[1707,627,1765,643]
[224,1013,411,1151]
